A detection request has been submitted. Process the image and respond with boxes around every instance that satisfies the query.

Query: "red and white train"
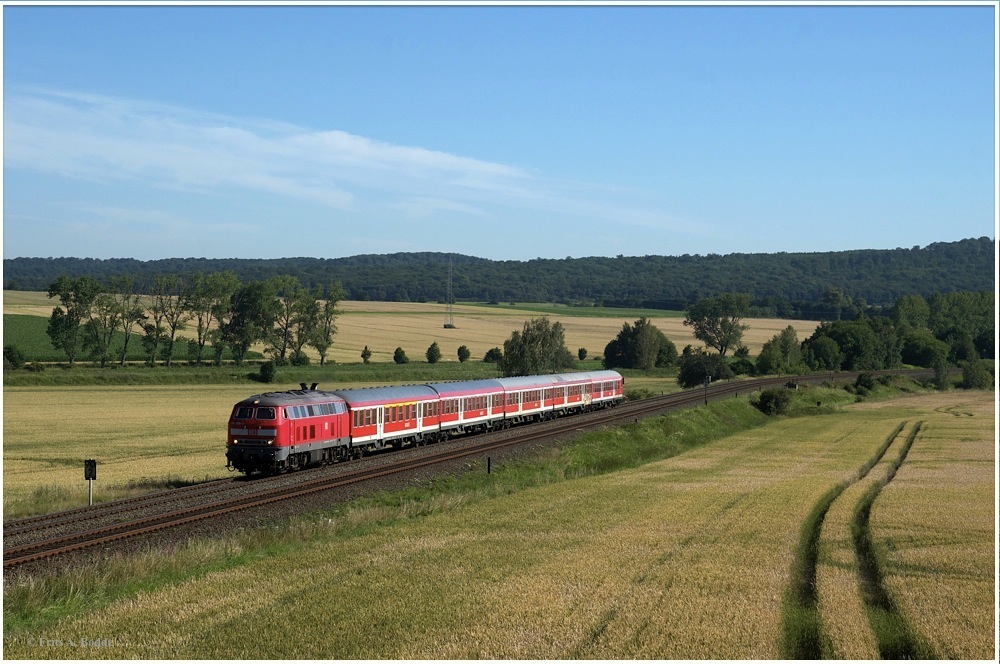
[226,370,624,475]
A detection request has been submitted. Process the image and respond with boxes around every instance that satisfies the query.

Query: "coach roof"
[332,384,438,407]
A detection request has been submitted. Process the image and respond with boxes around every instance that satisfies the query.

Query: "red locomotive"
[226,370,624,475]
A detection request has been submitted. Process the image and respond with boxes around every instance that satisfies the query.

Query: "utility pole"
[444,256,456,329]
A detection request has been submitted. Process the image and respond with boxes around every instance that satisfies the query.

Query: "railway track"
[2,369,933,570]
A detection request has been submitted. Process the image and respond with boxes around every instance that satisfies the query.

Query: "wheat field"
[5,391,991,659]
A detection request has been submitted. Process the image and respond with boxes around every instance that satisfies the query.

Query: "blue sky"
[3,3,995,261]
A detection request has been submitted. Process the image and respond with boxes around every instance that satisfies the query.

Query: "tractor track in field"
[4,370,932,577]
[781,417,937,659]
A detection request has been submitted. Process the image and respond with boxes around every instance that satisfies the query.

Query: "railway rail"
[3,369,933,570]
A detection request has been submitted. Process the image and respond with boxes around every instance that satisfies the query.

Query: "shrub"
[483,347,502,363]
[854,371,876,391]
[457,345,471,363]
[360,345,373,364]
[425,342,441,364]
[4,344,26,370]
[393,347,409,364]
[752,388,791,415]
[961,357,993,390]
[578,348,588,361]
[290,350,310,366]
[257,360,277,383]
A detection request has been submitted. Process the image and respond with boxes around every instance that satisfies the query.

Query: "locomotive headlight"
[267,439,274,446]
[232,439,238,445]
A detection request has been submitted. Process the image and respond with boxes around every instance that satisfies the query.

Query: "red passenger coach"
[426,379,505,436]
[332,385,440,453]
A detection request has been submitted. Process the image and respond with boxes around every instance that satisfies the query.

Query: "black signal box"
[84,459,97,480]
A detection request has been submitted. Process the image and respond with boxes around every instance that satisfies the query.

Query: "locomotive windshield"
[234,406,254,419]
[256,407,276,420]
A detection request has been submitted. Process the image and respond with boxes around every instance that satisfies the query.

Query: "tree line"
[40,273,345,368]
[4,237,992,310]
[490,287,993,390]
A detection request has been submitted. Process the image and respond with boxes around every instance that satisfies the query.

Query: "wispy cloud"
[4,88,706,248]
[4,88,533,213]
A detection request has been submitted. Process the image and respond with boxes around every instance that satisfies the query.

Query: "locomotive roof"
[332,384,439,407]
[235,389,346,408]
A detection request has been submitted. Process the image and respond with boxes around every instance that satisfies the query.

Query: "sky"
[2,3,996,262]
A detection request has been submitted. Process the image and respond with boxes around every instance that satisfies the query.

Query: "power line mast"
[444,256,456,329]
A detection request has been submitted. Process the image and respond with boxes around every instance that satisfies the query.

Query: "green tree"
[457,345,471,363]
[85,290,121,368]
[270,275,307,364]
[110,276,146,367]
[393,347,410,364]
[426,341,442,364]
[960,357,993,390]
[578,347,588,361]
[220,280,280,366]
[801,335,843,370]
[603,318,676,370]
[311,282,345,366]
[361,345,373,364]
[683,293,750,357]
[483,347,502,363]
[46,275,102,365]
[891,294,930,333]
[498,317,574,377]
[676,347,733,389]
[4,344,26,370]
[184,272,240,365]
[755,326,803,376]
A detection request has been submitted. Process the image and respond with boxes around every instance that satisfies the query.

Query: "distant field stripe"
[780,421,907,659]
[850,421,936,659]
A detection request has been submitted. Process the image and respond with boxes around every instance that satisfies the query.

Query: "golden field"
[3,391,992,659]
[3,290,820,363]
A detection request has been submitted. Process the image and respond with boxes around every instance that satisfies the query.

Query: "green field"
[3,387,993,659]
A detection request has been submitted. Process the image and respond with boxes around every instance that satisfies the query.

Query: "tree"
[802,335,843,371]
[960,357,993,390]
[683,294,750,357]
[676,347,734,389]
[394,347,409,364]
[755,326,803,376]
[426,341,442,364]
[891,294,930,333]
[457,345,471,363]
[578,347,588,361]
[4,344,26,370]
[220,280,280,366]
[85,290,121,368]
[603,318,676,370]
[483,347,502,363]
[270,275,307,364]
[110,276,146,367]
[184,272,240,365]
[46,275,101,365]
[361,345,373,364]
[498,317,574,377]
[311,282,345,366]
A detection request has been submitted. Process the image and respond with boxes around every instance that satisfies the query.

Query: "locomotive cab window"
[235,407,254,419]
[256,407,276,420]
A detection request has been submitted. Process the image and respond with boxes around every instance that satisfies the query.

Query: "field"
[2,389,993,659]
[3,290,820,364]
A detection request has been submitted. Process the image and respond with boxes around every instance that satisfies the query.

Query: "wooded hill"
[3,237,993,310]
